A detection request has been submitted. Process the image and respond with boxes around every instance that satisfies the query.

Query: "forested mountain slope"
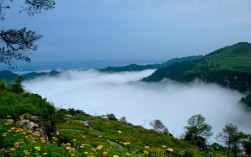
[143,42,251,92]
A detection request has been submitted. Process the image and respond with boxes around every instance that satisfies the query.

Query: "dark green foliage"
[10,76,24,94]
[209,143,227,152]
[241,93,251,107]
[106,113,117,121]
[59,108,87,116]
[143,59,201,82]
[143,42,251,92]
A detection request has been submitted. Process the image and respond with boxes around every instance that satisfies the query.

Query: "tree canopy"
[0,0,55,67]
[184,114,213,150]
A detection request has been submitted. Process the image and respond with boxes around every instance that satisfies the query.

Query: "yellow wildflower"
[125,152,131,156]
[41,139,46,143]
[167,148,173,153]
[96,145,103,150]
[34,146,41,151]
[10,148,15,151]
[43,152,48,155]
[144,146,150,149]
[91,147,96,152]
[123,142,130,145]
[71,154,76,157]
[84,152,88,154]
[66,147,71,151]
[113,155,119,157]
[102,151,108,155]
[143,150,149,154]
[24,151,30,155]
[66,143,71,146]
[14,142,19,146]
[10,127,15,130]
[73,139,77,142]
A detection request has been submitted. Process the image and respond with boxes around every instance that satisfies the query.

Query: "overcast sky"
[2,0,251,64]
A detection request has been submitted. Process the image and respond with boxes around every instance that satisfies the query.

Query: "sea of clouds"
[23,69,251,141]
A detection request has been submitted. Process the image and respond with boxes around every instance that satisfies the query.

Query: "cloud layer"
[23,69,251,140]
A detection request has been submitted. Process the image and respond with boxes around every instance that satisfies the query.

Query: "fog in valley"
[23,69,251,140]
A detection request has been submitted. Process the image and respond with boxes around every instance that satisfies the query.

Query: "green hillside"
[99,56,203,72]
[143,42,251,92]
[0,81,231,157]
[0,70,18,83]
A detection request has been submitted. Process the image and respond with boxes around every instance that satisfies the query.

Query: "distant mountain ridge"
[0,70,60,83]
[99,55,203,72]
[143,42,251,92]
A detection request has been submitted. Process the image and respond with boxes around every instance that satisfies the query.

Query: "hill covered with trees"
[99,56,203,72]
[143,42,251,92]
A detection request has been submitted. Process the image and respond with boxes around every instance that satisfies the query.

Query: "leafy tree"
[10,76,24,93]
[216,123,247,157]
[106,113,117,121]
[232,131,247,157]
[184,114,213,150]
[150,119,165,132]
[0,0,55,67]
[242,134,251,156]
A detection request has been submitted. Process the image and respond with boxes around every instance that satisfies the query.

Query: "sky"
[23,69,251,141]
[2,0,251,65]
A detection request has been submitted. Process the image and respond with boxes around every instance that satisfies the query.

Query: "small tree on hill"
[184,114,212,150]
[11,76,24,93]
[150,119,165,132]
[107,113,117,121]
[216,123,247,157]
